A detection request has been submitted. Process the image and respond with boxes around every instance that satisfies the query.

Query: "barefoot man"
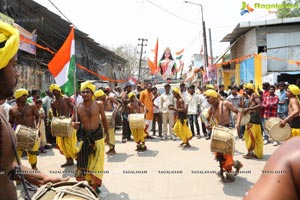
[50,84,77,167]
[9,89,40,170]
[95,89,120,155]
[204,89,243,182]
[169,87,193,148]
[72,81,108,193]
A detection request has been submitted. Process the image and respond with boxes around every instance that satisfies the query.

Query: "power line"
[145,0,200,26]
[48,0,78,29]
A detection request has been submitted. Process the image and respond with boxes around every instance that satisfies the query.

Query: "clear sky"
[33,0,279,65]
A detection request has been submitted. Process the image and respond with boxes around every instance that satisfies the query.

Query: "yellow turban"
[80,81,96,93]
[0,21,20,70]
[128,92,136,99]
[94,89,106,98]
[14,88,29,99]
[172,87,181,96]
[244,83,255,91]
[49,84,61,93]
[204,89,218,98]
[206,84,215,90]
[288,84,300,96]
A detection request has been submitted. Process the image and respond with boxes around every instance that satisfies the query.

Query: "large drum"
[32,182,99,200]
[15,125,38,151]
[265,117,291,141]
[233,108,250,126]
[105,111,115,128]
[210,126,236,155]
[51,116,73,137]
[129,114,145,129]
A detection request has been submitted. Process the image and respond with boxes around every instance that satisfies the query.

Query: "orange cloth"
[139,89,153,120]
[215,152,234,172]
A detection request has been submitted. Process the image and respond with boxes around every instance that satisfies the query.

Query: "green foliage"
[276,0,300,18]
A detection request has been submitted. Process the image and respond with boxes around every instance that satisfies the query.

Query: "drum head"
[240,113,250,126]
[32,182,99,200]
[268,119,291,141]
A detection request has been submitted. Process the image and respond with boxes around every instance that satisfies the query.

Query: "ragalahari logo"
[240,2,254,15]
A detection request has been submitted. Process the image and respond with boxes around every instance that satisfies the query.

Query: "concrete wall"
[230,28,257,59]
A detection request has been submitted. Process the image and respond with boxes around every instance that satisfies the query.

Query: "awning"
[214,34,245,65]
[281,71,300,75]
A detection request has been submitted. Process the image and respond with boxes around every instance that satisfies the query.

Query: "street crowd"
[1,21,300,199]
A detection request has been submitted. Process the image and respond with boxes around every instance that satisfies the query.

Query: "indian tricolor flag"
[175,48,184,60]
[48,26,76,96]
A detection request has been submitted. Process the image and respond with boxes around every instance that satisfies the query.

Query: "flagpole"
[72,26,78,122]
[73,66,78,122]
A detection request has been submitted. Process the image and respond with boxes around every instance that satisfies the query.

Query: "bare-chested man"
[9,89,40,170]
[168,87,192,148]
[50,84,77,167]
[204,89,243,182]
[280,84,300,137]
[0,21,67,200]
[95,89,120,155]
[127,92,147,151]
[72,81,108,193]
[242,83,263,159]
[243,136,300,200]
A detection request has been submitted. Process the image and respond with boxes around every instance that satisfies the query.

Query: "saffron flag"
[147,38,159,74]
[48,26,76,96]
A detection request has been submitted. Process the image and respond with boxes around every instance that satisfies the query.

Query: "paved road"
[17,129,280,200]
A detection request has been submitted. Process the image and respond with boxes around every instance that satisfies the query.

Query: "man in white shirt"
[161,83,176,140]
[180,82,188,103]
[186,85,201,138]
[152,87,162,137]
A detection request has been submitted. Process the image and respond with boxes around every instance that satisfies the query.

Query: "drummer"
[169,87,193,148]
[127,92,147,151]
[72,81,108,193]
[204,89,243,182]
[0,21,68,199]
[95,89,120,155]
[50,84,77,167]
[279,84,300,137]
[9,88,40,170]
[242,83,263,159]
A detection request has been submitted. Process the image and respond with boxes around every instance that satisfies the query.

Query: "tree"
[276,0,300,18]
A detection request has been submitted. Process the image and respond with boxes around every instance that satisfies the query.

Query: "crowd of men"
[1,21,300,199]
[3,74,300,187]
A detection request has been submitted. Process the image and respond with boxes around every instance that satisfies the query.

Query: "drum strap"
[0,113,34,200]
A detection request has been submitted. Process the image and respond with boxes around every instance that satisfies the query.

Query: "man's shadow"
[100,184,130,200]
[222,176,253,198]
[107,153,134,162]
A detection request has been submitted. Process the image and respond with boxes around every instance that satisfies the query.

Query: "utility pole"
[137,38,147,80]
[183,1,209,82]
[208,28,214,82]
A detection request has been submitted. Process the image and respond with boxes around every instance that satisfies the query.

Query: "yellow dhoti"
[131,128,145,143]
[56,129,78,159]
[291,128,300,138]
[173,119,193,143]
[244,123,263,159]
[76,138,105,188]
[105,127,115,148]
[17,139,39,166]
